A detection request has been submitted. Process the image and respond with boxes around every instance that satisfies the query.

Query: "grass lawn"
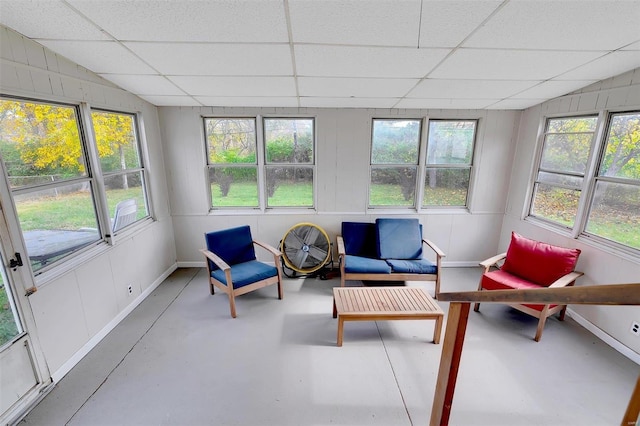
[0,281,19,346]
[211,181,313,207]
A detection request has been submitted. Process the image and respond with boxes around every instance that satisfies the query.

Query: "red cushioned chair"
[474,232,583,341]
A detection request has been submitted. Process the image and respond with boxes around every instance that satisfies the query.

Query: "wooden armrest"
[548,271,584,288]
[200,249,230,271]
[253,240,282,257]
[423,239,446,258]
[479,252,507,271]
[336,235,346,257]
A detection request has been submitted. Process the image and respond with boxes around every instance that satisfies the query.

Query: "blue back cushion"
[204,226,257,270]
[341,222,377,258]
[376,218,423,260]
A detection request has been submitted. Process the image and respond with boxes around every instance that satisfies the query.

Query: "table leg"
[337,317,344,347]
[332,296,337,318]
[433,315,443,344]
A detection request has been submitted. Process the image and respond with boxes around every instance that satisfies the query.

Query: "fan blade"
[307,245,328,262]
[289,248,309,269]
[303,226,320,245]
[285,234,304,250]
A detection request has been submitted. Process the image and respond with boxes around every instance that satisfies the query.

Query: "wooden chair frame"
[200,240,283,318]
[473,252,583,341]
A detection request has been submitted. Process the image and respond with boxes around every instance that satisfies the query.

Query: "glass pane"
[0,99,87,189]
[427,121,475,165]
[586,181,640,250]
[369,166,417,206]
[264,118,314,164]
[92,111,141,172]
[423,168,470,206]
[537,171,583,189]
[371,120,420,164]
[540,133,592,174]
[0,257,22,347]
[547,116,597,133]
[16,184,101,272]
[599,112,640,179]
[209,167,258,208]
[530,183,580,228]
[266,166,313,207]
[104,172,148,230]
[205,118,256,164]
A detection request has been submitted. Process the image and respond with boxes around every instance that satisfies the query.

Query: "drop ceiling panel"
[168,76,296,97]
[138,95,201,107]
[37,41,156,74]
[99,75,185,96]
[395,98,497,109]
[300,97,399,108]
[0,1,109,40]
[125,43,293,76]
[195,96,298,107]
[513,80,598,100]
[298,77,418,98]
[67,0,288,43]
[289,0,421,47]
[556,51,640,81]
[430,49,604,80]
[464,1,640,50]
[407,79,540,99]
[418,0,502,47]
[488,98,546,110]
[295,45,450,78]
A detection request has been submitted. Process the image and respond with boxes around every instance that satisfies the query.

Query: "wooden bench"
[332,286,444,346]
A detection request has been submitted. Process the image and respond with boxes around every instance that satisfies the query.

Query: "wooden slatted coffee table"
[332,286,444,346]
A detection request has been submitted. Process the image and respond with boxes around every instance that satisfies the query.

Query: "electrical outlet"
[631,321,640,336]
[127,285,133,295]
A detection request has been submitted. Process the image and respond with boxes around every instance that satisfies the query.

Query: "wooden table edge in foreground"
[332,286,444,347]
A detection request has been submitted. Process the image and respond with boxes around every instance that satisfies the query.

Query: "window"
[264,118,314,208]
[204,117,315,209]
[0,98,101,272]
[91,110,149,232]
[424,120,477,207]
[369,119,421,207]
[529,112,640,252]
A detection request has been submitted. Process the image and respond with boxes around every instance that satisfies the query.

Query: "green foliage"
[371,120,420,164]
[0,283,19,346]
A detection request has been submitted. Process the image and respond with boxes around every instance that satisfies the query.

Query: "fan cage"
[280,222,332,276]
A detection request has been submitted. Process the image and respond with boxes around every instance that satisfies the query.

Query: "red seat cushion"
[501,232,581,287]
[481,270,557,311]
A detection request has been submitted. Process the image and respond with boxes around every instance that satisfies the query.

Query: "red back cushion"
[501,232,581,286]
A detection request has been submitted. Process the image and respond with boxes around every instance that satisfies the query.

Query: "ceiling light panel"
[464,1,640,50]
[37,40,156,74]
[99,75,185,96]
[288,0,421,47]
[295,45,450,78]
[418,0,502,47]
[298,77,419,98]
[407,79,540,99]
[125,43,293,76]
[67,0,288,43]
[0,1,110,40]
[168,76,296,97]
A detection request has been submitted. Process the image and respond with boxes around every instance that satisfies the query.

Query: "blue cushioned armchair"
[201,226,283,318]
[337,218,445,297]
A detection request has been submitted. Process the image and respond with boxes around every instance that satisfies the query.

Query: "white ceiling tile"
[556,51,640,81]
[125,43,292,76]
[487,98,545,110]
[622,41,640,51]
[395,98,497,109]
[295,45,450,78]
[431,49,604,80]
[289,0,421,47]
[67,0,288,43]
[300,97,399,108]
[419,1,503,47]
[168,76,297,97]
[0,1,110,40]
[298,77,418,98]
[465,1,640,50]
[36,41,156,74]
[99,75,186,96]
[138,95,201,107]
[195,97,298,107]
[513,80,597,99]
[408,79,540,99]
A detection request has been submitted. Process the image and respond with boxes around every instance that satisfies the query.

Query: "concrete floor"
[19,267,639,426]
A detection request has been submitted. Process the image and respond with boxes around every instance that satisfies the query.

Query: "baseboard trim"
[51,263,178,382]
[567,308,640,365]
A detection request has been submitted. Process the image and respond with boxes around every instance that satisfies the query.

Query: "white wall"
[159,106,521,267]
[502,68,640,355]
[0,26,177,378]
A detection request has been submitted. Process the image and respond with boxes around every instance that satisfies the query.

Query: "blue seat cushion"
[205,226,256,270]
[386,258,437,274]
[211,260,278,288]
[376,218,423,260]
[342,222,377,258]
[344,255,392,274]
